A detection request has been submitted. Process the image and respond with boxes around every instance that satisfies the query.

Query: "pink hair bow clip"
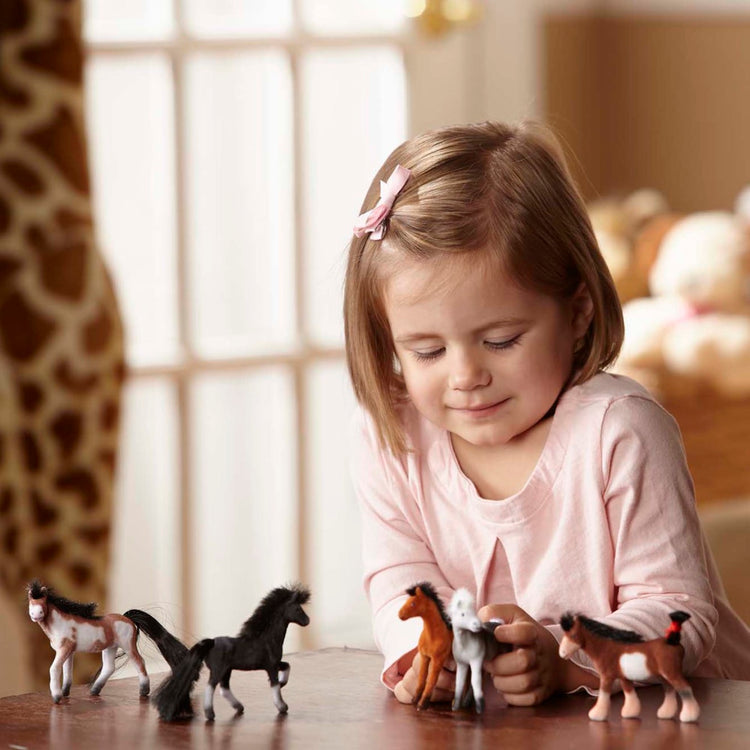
[353,164,411,240]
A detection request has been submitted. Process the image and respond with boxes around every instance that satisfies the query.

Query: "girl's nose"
[448,351,490,391]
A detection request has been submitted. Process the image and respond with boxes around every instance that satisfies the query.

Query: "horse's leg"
[125,637,150,697]
[413,654,429,706]
[62,653,74,697]
[657,684,679,720]
[50,643,74,703]
[620,678,641,719]
[469,656,485,714]
[418,655,443,710]
[278,660,290,687]
[588,676,614,721]
[669,675,700,723]
[90,646,117,696]
[204,668,220,721]
[452,661,468,711]
[219,671,244,715]
[267,667,289,714]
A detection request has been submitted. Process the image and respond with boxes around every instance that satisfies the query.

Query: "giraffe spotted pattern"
[0,0,126,690]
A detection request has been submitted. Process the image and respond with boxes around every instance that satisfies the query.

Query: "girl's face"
[385,253,593,448]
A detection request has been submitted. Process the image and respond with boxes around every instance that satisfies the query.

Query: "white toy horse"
[27,580,149,703]
[448,588,509,713]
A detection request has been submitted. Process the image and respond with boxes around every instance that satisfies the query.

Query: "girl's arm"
[599,395,718,672]
[349,408,453,689]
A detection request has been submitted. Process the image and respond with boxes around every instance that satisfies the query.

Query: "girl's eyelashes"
[409,335,522,362]
[485,335,521,351]
[411,348,445,362]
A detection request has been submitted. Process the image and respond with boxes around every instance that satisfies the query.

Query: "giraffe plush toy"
[0,0,125,691]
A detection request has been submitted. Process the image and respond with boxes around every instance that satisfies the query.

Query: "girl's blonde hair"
[344,120,624,456]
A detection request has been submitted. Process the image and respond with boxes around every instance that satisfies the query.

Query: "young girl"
[344,120,750,707]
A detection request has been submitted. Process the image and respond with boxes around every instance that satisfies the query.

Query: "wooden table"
[1,648,749,748]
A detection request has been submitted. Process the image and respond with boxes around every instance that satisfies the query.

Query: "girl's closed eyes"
[410,335,523,363]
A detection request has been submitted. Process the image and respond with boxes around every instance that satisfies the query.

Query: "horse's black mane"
[27,579,102,620]
[405,581,452,630]
[563,612,644,644]
[238,584,310,639]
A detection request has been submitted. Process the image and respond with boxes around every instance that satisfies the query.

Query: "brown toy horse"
[559,611,700,723]
[398,582,453,710]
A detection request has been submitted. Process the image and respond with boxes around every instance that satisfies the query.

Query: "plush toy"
[615,191,750,396]
[588,189,670,303]
[559,611,700,723]
[398,582,453,710]
[448,589,508,714]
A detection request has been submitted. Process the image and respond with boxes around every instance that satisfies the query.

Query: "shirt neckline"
[440,386,574,525]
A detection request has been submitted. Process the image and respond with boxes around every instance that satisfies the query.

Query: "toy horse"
[398,582,453,710]
[122,608,192,717]
[27,580,149,703]
[559,611,700,723]
[153,584,310,721]
[448,588,510,714]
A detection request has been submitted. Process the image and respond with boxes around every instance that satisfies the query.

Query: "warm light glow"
[407,0,483,37]
[406,0,427,19]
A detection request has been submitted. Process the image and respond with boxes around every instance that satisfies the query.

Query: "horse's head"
[558,612,583,658]
[284,585,311,627]
[398,587,424,621]
[27,580,49,623]
[398,582,451,632]
[449,589,482,633]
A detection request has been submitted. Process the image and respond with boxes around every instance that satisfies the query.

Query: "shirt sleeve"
[349,407,453,689]
[598,395,718,674]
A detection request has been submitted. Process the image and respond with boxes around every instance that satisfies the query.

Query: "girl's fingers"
[394,679,413,704]
[485,647,537,676]
[478,603,529,623]
[492,669,542,696]
[492,622,538,648]
[502,685,548,707]
[395,661,456,704]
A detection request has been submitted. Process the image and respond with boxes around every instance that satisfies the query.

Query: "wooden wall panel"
[544,16,750,211]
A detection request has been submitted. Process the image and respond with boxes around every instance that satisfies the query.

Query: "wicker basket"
[622,366,750,506]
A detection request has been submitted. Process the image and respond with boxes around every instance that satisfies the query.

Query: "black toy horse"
[152,584,310,721]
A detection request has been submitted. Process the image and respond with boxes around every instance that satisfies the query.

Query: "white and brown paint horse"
[27,580,149,703]
[559,611,700,723]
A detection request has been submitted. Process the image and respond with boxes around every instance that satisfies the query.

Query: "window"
[84,0,408,649]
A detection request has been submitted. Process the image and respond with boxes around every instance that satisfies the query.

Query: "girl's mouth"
[452,399,509,416]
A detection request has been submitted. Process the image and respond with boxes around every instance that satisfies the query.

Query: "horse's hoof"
[452,701,460,711]
[679,706,700,723]
[52,695,62,704]
[205,711,215,723]
[90,686,102,696]
[235,706,245,716]
[62,687,71,698]
[139,687,150,698]
[474,697,485,715]
[276,703,289,715]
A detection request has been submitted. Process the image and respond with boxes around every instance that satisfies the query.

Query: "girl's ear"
[571,282,594,339]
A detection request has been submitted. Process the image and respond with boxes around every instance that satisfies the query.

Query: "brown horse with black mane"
[559,611,700,723]
[398,582,453,710]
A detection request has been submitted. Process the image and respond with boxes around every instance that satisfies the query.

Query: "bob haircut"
[344,120,624,456]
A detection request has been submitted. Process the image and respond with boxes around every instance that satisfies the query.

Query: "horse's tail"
[665,611,691,645]
[123,609,189,670]
[152,638,215,722]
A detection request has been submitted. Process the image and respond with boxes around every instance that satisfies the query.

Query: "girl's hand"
[478,603,566,706]
[393,652,456,705]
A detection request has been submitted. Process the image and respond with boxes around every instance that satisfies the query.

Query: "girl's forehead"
[383,250,508,307]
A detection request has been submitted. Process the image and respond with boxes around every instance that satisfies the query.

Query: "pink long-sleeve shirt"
[350,372,750,689]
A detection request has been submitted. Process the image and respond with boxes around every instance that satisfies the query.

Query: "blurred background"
[1,0,749,695]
